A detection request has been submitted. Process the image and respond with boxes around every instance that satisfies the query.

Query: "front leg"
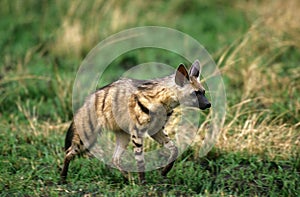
[151,129,178,177]
[112,131,130,180]
[131,128,146,184]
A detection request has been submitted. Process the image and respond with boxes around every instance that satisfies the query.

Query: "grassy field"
[0,0,299,196]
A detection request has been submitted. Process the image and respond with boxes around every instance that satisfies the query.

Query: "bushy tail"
[65,121,74,151]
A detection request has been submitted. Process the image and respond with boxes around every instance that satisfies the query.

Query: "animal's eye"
[193,90,200,95]
[194,90,205,95]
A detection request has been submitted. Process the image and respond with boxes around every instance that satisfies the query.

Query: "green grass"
[0,0,299,196]
[1,124,298,196]
[0,125,298,196]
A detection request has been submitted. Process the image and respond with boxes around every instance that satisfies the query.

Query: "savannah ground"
[0,0,299,196]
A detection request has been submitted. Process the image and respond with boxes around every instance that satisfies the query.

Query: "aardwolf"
[60,60,211,184]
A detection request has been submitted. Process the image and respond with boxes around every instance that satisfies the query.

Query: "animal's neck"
[136,74,180,113]
[151,86,179,113]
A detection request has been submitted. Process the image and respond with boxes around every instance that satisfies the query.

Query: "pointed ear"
[189,59,201,78]
[175,63,189,87]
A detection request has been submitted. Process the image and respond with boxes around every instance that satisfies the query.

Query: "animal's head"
[174,60,211,110]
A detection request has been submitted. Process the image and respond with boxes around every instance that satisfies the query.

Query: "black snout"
[196,93,211,110]
[205,102,211,109]
[200,102,211,110]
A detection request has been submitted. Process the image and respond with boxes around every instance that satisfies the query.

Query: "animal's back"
[73,78,143,138]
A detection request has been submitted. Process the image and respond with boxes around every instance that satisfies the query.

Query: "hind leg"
[60,142,82,182]
[112,131,130,179]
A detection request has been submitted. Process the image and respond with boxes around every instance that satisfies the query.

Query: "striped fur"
[60,60,211,184]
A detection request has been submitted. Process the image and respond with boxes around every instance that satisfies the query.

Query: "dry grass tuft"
[50,0,173,58]
[212,0,300,159]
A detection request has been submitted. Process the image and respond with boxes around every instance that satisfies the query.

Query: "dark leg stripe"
[132,140,143,148]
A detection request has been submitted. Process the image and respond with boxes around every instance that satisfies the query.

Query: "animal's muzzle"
[200,102,211,110]
[195,93,211,110]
